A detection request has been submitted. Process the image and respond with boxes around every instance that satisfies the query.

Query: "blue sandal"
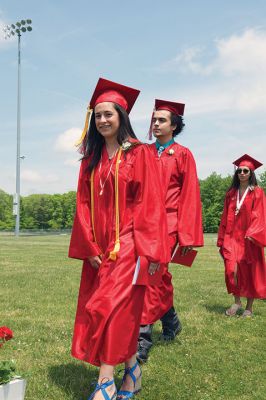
[117,361,142,399]
[88,378,117,400]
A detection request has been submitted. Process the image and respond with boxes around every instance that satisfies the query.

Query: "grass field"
[0,234,265,400]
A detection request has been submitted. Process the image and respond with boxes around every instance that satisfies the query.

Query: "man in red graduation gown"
[137,99,204,363]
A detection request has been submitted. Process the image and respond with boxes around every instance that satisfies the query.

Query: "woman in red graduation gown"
[137,99,203,363]
[69,78,169,400]
[217,154,266,317]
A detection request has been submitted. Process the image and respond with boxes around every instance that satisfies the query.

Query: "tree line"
[0,171,265,232]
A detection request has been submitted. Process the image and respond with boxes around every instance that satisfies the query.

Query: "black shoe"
[137,324,153,363]
[136,342,149,364]
[160,307,182,341]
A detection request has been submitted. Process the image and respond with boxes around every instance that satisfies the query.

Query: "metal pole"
[15,33,21,236]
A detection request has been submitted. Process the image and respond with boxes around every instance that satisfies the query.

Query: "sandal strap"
[88,379,116,400]
[242,310,252,317]
[118,361,141,399]
[226,303,242,315]
[123,361,138,385]
[117,390,134,399]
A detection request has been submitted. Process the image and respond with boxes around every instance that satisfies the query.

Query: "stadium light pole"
[3,19,32,236]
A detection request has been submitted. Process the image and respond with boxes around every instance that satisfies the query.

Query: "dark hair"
[228,169,258,190]
[82,103,137,171]
[171,114,185,137]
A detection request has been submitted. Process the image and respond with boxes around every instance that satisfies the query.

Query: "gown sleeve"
[176,148,204,246]
[68,159,102,260]
[217,193,229,247]
[245,187,266,247]
[131,145,170,264]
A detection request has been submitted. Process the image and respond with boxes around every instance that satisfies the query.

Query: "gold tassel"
[75,106,93,146]
[109,240,120,261]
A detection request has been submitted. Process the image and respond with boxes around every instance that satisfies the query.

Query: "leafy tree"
[258,169,266,193]
[200,173,231,232]
[62,191,76,228]
[0,190,14,230]
[4,167,264,233]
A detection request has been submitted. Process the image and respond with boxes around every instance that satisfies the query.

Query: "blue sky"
[0,0,266,195]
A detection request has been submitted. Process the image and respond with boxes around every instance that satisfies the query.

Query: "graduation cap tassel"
[147,108,155,140]
[109,240,121,261]
[75,106,93,146]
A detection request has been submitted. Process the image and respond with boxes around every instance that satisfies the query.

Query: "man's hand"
[180,246,193,256]
[246,237,255,243]
[149,262,160,275]
[88,255,102,269]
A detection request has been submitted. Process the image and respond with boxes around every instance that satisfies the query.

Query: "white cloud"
[159,46,212,75]
[154,28,266,115]
[64,158,80,167]
[21,169,59,183]
[214,28,266,76]
[54,127,82,153]
[163,28,266,77]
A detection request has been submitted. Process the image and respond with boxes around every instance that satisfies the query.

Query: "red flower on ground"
[0,326,13,347]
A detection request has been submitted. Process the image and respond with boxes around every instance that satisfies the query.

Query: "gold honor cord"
[90,168,100,251]
[90,147,123,261]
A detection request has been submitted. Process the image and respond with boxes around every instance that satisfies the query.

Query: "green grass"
[0,234,265,399]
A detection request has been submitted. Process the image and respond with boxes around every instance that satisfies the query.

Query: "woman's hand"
[149,262,160,275]
[180,246,193,256]
[88,255,102,269]
[246,236,255,243]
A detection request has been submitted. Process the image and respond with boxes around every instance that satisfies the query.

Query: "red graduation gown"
[69,143,169,366]
[141,142,204,325]
[217,186,266,298]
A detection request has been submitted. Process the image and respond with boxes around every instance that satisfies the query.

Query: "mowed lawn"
[0,233,265,400]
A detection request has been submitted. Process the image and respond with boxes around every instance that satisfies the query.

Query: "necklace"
[98,149,118,195]
[235,186,250,215]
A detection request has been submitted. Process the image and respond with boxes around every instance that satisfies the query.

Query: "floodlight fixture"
[3,19,32,39]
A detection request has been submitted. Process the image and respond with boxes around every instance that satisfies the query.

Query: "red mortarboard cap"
[76,78,140,147]
[148,98,185,139]
[233,154,263,171]
[90,77,140,113]
[155,99,185,116]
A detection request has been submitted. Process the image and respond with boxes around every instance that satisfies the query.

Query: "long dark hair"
[82,103,137,171]
[228,169,258,190]
[171,114,185,137]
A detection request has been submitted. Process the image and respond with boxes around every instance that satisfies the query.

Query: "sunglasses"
[237,168,250,175]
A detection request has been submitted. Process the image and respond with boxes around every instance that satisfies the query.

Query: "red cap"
[148,98,185,139]
[233,154,263,171]
[90,77,140,113]
[155,99,185,116]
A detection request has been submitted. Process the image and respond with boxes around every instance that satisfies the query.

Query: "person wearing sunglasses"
[217,154,266,317]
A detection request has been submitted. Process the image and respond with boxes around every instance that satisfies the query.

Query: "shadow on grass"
[152,329,182,348]
[203,303,227,315]
[48,362,98,400]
